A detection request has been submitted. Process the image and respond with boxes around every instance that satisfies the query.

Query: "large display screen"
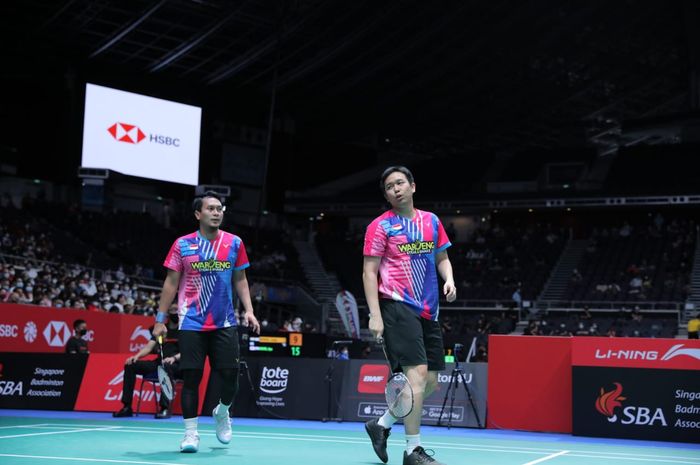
[81,83,201,185]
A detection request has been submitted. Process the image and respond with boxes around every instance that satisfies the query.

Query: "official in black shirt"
[65,319,89,354]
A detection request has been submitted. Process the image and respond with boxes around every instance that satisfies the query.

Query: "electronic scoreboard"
[241,331,327,358]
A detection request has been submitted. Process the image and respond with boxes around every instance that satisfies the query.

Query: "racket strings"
[386,373,413,418]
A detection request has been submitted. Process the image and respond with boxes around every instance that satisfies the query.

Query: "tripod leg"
[437,373,453,427]
[448,372,458,429]
[459,370,482,428]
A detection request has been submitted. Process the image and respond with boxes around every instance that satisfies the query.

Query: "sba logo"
[595,382,667,426]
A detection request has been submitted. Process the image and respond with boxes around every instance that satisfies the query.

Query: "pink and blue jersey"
[163,230,249,331]
[363,209,451,321]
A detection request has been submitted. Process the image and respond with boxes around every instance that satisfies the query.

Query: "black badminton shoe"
[365,418,390,463]
[403,446,445,465]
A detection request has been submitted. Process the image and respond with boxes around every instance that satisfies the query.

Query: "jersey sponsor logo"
[190,259,232,272]
[397,240,434,254]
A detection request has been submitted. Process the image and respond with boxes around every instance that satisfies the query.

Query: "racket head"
[385,372,414,418]
[157,365,173,401]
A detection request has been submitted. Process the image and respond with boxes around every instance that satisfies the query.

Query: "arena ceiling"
[2,0,697,165]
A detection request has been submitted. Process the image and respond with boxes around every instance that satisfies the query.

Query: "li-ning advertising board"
[81,83,201,185]
[572,337,700,443]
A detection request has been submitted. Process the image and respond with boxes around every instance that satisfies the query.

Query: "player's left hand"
[243,311,261,334]
[443,281,457,302]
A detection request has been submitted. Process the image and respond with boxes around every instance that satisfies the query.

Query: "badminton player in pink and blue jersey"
[153,191,260,453]
[363,166,456,465]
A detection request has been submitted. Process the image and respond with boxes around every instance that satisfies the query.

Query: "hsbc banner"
[341,361,488,428]
[572,337,700,443]
[82,83,201,186]
[0,353,87,410]
[0,303,154,354]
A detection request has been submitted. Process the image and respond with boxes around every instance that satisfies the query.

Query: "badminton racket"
[157,335,174,401]
[377,337,413,418]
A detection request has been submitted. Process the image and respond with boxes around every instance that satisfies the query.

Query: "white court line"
[21,424,700,464]
[0,454,195,465]
[566,453,700,465]
[0,426,118,439]
[521,450,569,465]
[36,424,700,460]
[0,423,49,430]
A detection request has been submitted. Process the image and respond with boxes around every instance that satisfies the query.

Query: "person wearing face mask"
[65,319,89,354]
[113,314,181,419]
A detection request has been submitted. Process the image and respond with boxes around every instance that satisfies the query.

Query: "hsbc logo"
[43,321,72,347]
[108,122,145,144]
[107,122,180,147]
[358,364,389,394]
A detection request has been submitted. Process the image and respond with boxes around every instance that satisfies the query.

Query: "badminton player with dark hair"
[153,191,260,453]
[363,166,456,465]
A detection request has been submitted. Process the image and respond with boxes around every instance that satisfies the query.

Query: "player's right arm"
[362,256,384,340]
[153,270,180,337]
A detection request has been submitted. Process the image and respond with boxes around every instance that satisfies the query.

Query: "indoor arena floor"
[0,411,698,465]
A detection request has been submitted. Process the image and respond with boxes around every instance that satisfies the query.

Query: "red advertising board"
[571,337,700,370]
[0,303,153,354]
[75,353,211,415]
[487,335,572,433]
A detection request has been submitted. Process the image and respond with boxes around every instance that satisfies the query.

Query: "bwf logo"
[357,364,389,394]
[259,366,289,394]
[107,122,180,146]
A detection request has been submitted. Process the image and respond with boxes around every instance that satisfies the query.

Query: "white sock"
[184,417,198,433]
[215,402,231,418]
[405,434,421,454]
[377,410,397,429]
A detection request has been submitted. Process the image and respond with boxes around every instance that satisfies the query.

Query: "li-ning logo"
[596,382,626,422]
[107,123,146,144]
[397,241,434,254]
[594,344,700,362]
[660,344,700,362]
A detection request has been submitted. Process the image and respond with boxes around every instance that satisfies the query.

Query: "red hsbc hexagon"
[107,122,146,144]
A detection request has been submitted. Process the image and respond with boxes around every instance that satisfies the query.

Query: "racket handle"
[158,335,163,344]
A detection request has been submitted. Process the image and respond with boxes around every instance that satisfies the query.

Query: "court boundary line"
[29,423,700,462]
[0,426,119,440]
[4,423,699,464]
[522,451,569,465]
[0,454,196,465]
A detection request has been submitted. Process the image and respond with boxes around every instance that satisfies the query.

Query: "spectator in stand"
[66,319,89,354]
[687,313,700,339]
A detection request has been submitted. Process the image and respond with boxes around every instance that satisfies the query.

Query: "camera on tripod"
[453,343,466,363]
